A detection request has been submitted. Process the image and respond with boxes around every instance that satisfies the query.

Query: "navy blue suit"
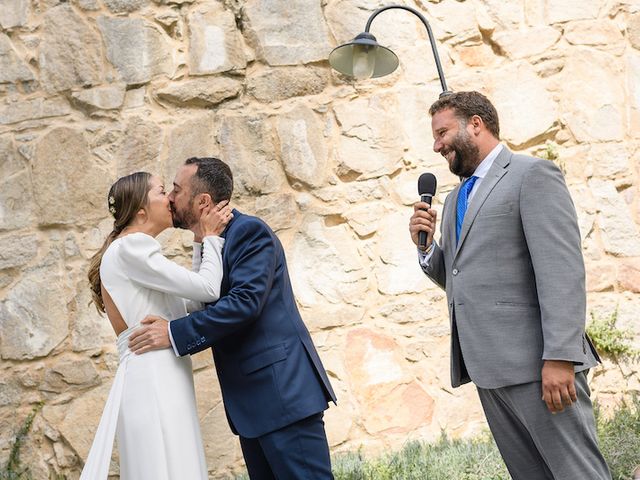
[170,210,336,478]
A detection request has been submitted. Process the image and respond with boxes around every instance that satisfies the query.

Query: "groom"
[129,157,337,479]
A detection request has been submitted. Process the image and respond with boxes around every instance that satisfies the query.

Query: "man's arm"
[170,219,277,356]
[520,158,586,412]
[129,219,277,356]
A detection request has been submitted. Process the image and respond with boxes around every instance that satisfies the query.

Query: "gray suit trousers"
[477,371,611,480]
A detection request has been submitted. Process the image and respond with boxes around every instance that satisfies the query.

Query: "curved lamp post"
[328,5,451,97]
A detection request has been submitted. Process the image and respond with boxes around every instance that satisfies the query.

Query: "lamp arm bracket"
[364,4,449,94]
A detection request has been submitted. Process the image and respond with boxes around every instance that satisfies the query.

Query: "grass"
[232,395,640,479]
[587,310,639,361]
[596,394,640,480]
[331,432,508,480]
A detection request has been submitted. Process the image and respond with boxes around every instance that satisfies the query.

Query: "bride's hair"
[88,171,152,313]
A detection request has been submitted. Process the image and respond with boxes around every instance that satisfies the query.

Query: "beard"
[171,199,198,230]
[444,129,481,178]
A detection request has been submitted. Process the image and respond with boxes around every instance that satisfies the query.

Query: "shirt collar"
[472,143,503,180]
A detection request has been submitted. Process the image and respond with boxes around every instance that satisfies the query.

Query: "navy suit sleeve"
[169,218,277,356]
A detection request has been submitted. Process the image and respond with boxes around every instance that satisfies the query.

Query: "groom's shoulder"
[229,210,273,236]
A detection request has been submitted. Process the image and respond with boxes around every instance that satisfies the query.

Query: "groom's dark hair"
[185,157,234,202]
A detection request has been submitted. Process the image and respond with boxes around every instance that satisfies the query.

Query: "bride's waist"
[116,324,185,363]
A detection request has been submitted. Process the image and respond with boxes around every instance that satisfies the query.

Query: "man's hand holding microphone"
[410,173,438,252]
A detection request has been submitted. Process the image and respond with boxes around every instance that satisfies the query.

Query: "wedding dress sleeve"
[118,233,224,303]
[186,242,205,312]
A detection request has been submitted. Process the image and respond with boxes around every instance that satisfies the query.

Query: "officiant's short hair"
[185,157,233,202]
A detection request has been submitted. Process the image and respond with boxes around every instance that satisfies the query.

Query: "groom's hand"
[129,315,171,354]
[541,360,577,413]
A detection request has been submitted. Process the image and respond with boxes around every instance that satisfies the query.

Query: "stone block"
[0,0,29,29]
[487,61,557,147]
[114,116,163,176]
[0,34,34,84]
[187,3,246,75]
[98,16,173,85]
[0,233,37,270]
[247,66,328,103]
[155,76,242,107]
[244,0,332,65]
[333,93,406,180]
[32,127,112,225]
[276,105,328,188]
[493,26,561,59]
[589,179,640,256]
[39,4,103,93]
[218,113,286,195]
[0,266,70,360]
[71,83,126,114]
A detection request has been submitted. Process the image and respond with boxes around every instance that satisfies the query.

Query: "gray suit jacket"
[423,147,600,389]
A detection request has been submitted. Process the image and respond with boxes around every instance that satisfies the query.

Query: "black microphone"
[417,173,437,250]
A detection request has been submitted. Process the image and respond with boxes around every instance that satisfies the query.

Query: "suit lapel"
[454,148,512,258]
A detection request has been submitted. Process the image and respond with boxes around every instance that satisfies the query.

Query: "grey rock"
[0,234,37,270]
[0,97,70,125]
[71,84,126,114]
[39,4,103,93]
[288,219,368,307]
[218,114,286,195]
[0,266,70,360]
[0,34,34,84]
[0,0,29,29]
[276,105,328,188]
[163,113,218,183]
[103,0,147,13]
[114,116,163,175]
[155,76,242,107]
[0,135,33,230]
[244,0,332,65]
[252,193,298,232]
[187,3,246,75]
[98,16,173,85]
[71,281,116,352]
[247,66,328,103]
[32,127,112,225]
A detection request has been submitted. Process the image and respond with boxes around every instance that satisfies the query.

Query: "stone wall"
[1,0,640,478]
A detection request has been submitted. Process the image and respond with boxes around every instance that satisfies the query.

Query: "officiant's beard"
[171,199,198,230]
[446,129,481,178]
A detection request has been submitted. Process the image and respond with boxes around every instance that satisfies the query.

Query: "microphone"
[417,173,437,250]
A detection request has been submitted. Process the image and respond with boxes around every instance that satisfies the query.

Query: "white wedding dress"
[80,232,224,480]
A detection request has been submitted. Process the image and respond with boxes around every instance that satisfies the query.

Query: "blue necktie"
[456,176,478,244]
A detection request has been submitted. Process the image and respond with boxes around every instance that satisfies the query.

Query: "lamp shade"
[328,32,399,80]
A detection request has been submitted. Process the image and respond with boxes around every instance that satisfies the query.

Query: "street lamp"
[328,5,451,97]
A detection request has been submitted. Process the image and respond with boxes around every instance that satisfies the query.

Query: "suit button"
[200,336,205,343]
[452,268,459,275]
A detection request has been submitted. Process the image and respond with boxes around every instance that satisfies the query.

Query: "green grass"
[587,310,639,360]
[232,395,640,479]
[596,394,640,480]
[331,432,508,480]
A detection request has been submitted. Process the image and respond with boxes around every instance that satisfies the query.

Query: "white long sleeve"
[117,232,224,303]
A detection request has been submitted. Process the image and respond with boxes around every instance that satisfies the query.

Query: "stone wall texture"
[1,0,640,478]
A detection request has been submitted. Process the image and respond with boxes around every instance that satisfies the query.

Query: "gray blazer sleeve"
[520,159,586,363]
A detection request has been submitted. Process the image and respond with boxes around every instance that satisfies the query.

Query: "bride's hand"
[200,200,233,237]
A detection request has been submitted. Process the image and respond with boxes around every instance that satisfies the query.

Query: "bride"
[83,171,232,479]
